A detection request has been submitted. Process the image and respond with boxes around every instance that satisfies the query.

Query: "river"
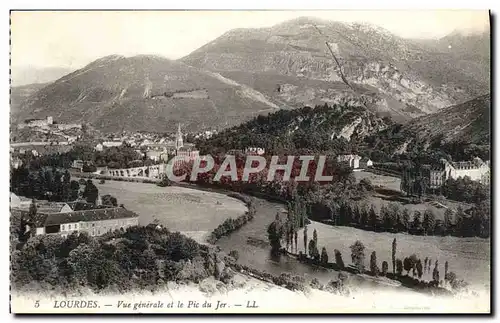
[215,196,490,292]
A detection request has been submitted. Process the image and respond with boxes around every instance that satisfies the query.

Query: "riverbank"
[11,273,489,314]
[91,179,248,244]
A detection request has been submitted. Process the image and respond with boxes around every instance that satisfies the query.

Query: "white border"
[1,1,498,321]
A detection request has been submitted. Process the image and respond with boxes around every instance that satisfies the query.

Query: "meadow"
[95,180,247,243]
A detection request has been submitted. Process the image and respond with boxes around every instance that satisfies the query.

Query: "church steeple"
[175,123,183,150]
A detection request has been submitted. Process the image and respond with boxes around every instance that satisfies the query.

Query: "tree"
[432,261,440,283]
[320,247,328,265]
[443,209,453,235]
[157,174,171,187]
[360,206,370,227]
[412,211,422,233]
[229,250,239,261]
[28,198,37,222]
[409,254,418,277]
[313,229,318,247]
[381,261,389,276]
[403,257,412,275]
[400,208,410,232]
[70,180,80,200]
[53,171,63,201]
[334,249,345,269]
[416,259,423,279]
[267,213,284,255]
[422,209,436,235]
[392,238,397,274]
[455,206,466,236]
[308,239,319,261]
[368,206,378,228]
[303,225,308,252]
[445,261,449,281]
[424,257,428,274]
[294,230,298,252]
[83,179,99,205]
[350,240,366,273]
[62,170,71,201]
[396,259,403,276]
[370,251,378,276]
[101,194,118,207]
[446,272,457,288]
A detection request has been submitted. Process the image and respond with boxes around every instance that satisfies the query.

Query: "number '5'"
[34,301,40,308]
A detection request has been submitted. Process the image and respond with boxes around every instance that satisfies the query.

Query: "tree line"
[308,197,489,238]
[267,219,468,293]
[10,166,101,204]
[11,225,236,292]
[207,194,256,244]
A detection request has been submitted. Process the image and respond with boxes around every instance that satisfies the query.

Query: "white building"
[337,154,362,169]
[442,157,490,185]
[359,157,374,169]
[57,123,82,131]
[102,141,123,148]
[31,207,140,237]
[245,147,265,155]
[17,116,53,129]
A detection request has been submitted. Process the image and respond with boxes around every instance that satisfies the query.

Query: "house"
[17,116,53,129]
[359,157,373,169]
[226,149,244,156]
[146,150,169,162]
[9,193,33,209]
[10,156,23,169]
[337,154,362,169]
[443,157,490,185]
[72,159,84,171]
[31,206,139,237]
[36,202,74,214]
[403,157,490,190]
[245,147,265,155]
[57,123,82,131]
[102,141,123,148]
[95,143,104,151]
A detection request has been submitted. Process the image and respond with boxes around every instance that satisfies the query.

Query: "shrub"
[381,261,389,276]
[334,249,345,269]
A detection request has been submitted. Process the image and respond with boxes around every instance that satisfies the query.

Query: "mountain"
[363,94,490,161]
[10,83,48,119]
[14,55,283,133]
[196,102,389,155]
[415,30,490,64]
[198,94,490,164]
[183,17,490,122]
[11,66,74,87]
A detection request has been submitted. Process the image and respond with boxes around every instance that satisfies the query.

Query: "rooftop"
[30,207,139,227]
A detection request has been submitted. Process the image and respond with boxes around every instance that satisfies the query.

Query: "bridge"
[103,164,168,178]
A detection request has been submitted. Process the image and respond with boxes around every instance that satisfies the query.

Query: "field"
[295,221,490,290]
[354,171,470,221]
[95,180,247,243]
[353,170,401,192]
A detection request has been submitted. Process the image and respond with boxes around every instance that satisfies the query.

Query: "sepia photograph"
[8,9,491,314]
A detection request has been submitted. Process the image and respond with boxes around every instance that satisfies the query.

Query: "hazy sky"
[11,10,490,69]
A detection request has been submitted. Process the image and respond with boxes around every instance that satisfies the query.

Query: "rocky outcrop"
[183,17,489,122]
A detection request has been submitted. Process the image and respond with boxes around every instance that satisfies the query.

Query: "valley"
[9,12,491,314]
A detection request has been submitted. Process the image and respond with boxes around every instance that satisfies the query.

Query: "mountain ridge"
[13,17,490,133]
[14,55,284,133]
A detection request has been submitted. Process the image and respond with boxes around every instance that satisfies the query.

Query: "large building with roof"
[32,207,139,237]
[10,193,140,238]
